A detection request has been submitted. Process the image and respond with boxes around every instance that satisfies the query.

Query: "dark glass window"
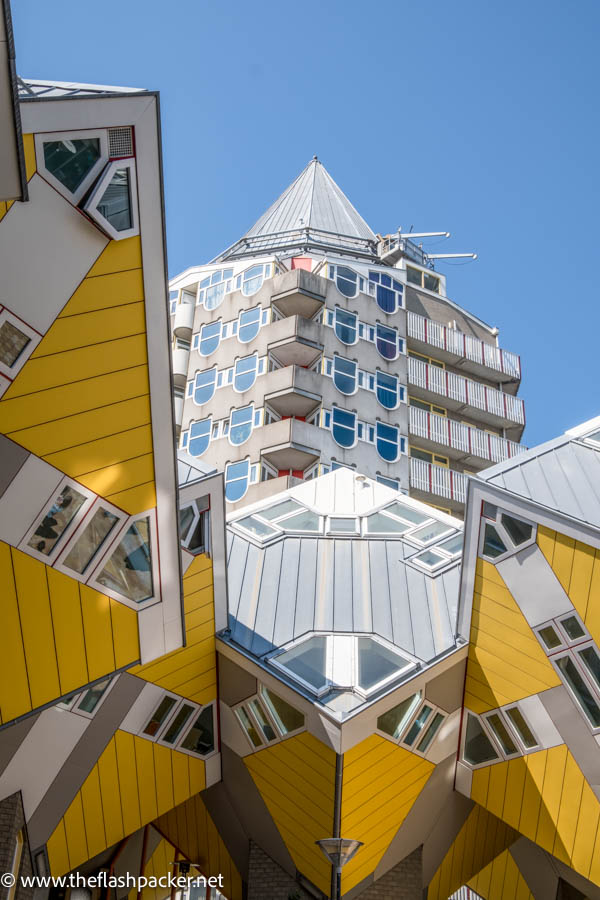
[43,137,101,193]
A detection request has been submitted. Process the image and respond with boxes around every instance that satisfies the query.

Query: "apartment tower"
[169,158,525,515]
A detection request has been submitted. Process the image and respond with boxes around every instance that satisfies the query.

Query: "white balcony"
[408,357,525,432]
[171,347,190,385]
[409,406,526,468]
[173,301,195,337]
[407,310,521,382]
[409,457,468,506]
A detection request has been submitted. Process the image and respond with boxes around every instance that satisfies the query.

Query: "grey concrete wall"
[247,841,316,900]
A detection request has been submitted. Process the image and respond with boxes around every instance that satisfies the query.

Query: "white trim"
[84,158,139,241]
[0,308,42,380]
[18,476,96,565]
[54,498,128,583]
[87,509,161,610]
[34,128,109,204]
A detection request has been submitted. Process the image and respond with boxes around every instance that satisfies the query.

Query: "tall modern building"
[169,159,526,515]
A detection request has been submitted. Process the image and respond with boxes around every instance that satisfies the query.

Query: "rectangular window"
[57,502,124,579]
[22,480,92,563]
[143,695,178,738]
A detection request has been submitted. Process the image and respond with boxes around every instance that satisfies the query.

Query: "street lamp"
[316,838,363,900]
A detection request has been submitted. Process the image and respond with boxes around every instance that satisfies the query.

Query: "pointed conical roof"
[215,158,378,261]
[245,157,375,241]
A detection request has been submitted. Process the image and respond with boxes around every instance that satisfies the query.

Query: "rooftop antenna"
[427,252,478,260]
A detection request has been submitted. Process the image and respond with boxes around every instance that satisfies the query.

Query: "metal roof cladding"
[215,157,380,261]
[478,420,600,530]
[222,468,463,670]
[243,157,376,243]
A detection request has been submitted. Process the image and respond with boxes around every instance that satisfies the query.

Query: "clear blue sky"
[13,0,600,447]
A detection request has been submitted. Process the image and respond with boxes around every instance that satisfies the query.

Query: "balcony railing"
[410,457,468,505]
[408,357,525,426]
[409,407,526,464]
[407,310,521,380]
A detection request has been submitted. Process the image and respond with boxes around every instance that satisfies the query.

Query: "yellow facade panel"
[171,752,191,808]
[245,733,336,895]
[11,549,61,709]
[5,335,148,400]
[467,849,534,900]
[0,366,150,434]
[47,568,89,695]
[23,134,36,181]
[60,269,145,316]
[115,731,142,837]
[31,303,147,359]
[427,805,519,900]
[135,736,159,825]
[0,542,32,722]
[63,792,89,872]
[79,451,155,499]
[45,820,70,879]
[153,743,175,818]
[6,395,151,459]
[97,737,125,849]
[80,585,116,681]
[107,481,157,516]
[80,766,107,860]
[86,235,142,277]
[110,599,140,669]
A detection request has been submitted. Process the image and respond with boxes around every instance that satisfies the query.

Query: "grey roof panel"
[333,541,353,632]
[369,541,393,641]
[272,539,300,649]
[250,543,283,657]
[244,158,375,242]
[386,543,414,655]
[294,540,318,639]
[482,436,600,530]
[352,540,373,634]
[234,543,264,651]
[314,540,335,632]
[406,567,435,662]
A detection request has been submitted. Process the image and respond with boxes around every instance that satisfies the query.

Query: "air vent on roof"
[108,126,133,158]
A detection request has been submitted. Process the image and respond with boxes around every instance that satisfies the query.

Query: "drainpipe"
[332,753,343,900]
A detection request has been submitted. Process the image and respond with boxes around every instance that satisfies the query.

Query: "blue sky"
[13,0,600,447]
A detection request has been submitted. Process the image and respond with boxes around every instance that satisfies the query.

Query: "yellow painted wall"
[0,540,139,723]
[470,745,600,887]
[129,554,216,706]
[45,731,206,876]
[538,526,600,646]
[467,848,534,900]
[0,237,156,515]
[426,804,519,900]
[245,731,336,895]
[154,793,243,900]
[340,735,434,893]
[464,559,560,714]
[135,836,176,900]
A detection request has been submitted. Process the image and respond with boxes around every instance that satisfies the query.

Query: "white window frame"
[140,692,183,743]
[87,509,161,610]
[479,507,536,563]
[84,158,139,241]
[460,711,501,770]
[54,498,128,584]
[234,689,305,752]
[0,307,42,380]
[174,701,218,760]
[271,632,417,700]
[502,703,540,752]
[57,675,116,720]
[35,128,110,204]
[19,476,96,565]
[179,496,210,556]
[376,693,446,759]
[326,516,360,535]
